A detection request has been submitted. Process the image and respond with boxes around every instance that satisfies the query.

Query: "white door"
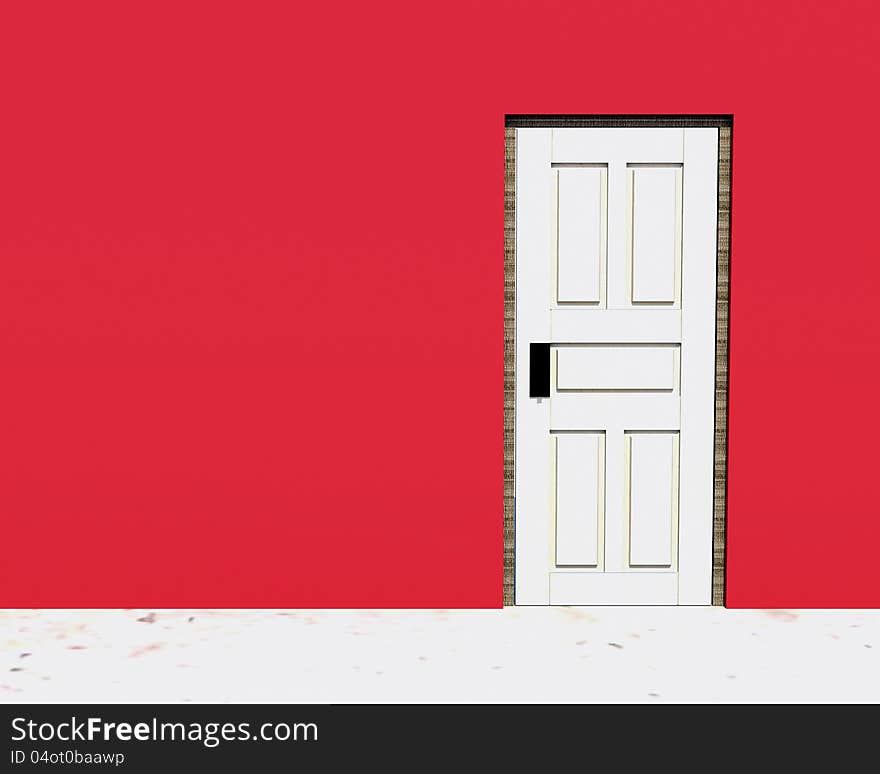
[515,128,718,605]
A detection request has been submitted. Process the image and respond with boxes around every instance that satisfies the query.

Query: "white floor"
[1,608,878,703]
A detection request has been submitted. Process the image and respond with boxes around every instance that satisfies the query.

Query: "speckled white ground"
[1,608,878,703]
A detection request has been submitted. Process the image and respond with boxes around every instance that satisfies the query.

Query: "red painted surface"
[1,2,878,607]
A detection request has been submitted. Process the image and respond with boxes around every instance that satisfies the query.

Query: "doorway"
[504,116,732,605]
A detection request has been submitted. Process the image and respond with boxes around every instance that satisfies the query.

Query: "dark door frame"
[503,115,733,605]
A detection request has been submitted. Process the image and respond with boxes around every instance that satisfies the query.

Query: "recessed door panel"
[556,167,606,304]
[556,345,677,392]
[554,432,604,567]
[626,432,679,568]
[628,165,682,304]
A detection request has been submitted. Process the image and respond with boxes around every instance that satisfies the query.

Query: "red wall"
[2,1,879,607]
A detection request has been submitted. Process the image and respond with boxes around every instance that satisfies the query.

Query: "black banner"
[0,703,865,769]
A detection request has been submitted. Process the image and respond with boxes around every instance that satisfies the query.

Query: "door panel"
[515,127,718,605]
[628,165,682,304]
[556,166,607,304]
[556,345,677,392]
[554,432,604,568]
[626,432,679,568]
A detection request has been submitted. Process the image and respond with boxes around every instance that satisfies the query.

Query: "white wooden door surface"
[514,128,718,605]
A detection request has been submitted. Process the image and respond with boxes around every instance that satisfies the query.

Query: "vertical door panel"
[554,433,604,567]
[626,432,679,568]
[556,167,606,304]
[628,166,682,304]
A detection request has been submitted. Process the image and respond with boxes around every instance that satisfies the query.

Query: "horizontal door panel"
[550,309,681,343]
[549,571,677,605]
[556,345,677,391]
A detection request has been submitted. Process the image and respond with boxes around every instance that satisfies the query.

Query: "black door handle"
[529,342,551,398]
